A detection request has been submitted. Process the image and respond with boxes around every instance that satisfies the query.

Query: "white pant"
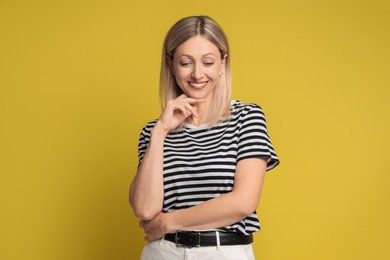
[140,237,256,260]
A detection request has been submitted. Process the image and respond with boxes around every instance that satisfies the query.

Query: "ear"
[220,53,228,75]
[222,53,228,64]
[166,55,175,76]
[222,53,228,61]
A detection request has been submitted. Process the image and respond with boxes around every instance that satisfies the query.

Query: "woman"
[129,15,279,260]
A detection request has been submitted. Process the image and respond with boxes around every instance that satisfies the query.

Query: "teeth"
[190,82,206,87]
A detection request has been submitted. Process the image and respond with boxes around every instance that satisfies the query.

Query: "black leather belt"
[164,231,253,248]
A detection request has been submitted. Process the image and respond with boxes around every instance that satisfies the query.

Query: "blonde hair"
[159,16,232,129]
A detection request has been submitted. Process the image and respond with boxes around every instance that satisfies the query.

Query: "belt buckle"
[174,232,201,248]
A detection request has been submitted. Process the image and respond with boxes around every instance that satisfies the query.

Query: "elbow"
[131,202,162,221]
[129,186,163,220]
[235,197,259,218]
[231,188,261,217]
[238,204,257,218]
[134,209,162,221]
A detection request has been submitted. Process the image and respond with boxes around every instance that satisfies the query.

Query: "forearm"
[165,160,266,232]
[166,190,258,232]
[140,159,266,241]
[129,122,168,220]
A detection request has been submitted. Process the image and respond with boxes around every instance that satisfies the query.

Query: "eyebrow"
[179,53,216,58]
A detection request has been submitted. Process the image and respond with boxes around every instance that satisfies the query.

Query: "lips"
[189,81,208,89]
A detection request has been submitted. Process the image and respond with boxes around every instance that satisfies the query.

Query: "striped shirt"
[137,100,279,235]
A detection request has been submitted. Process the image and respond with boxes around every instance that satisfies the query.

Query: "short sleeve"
[137,121,155,167]
[237,104,280,171]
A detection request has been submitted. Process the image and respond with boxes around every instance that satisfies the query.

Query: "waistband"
[164,231,253,248]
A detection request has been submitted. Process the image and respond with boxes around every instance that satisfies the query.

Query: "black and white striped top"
[137,100,279,235]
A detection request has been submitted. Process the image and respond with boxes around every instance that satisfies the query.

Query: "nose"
[191,63,203,80]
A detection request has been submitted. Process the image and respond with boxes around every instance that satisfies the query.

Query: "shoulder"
[231,100,265,119]
[139,119,158,138]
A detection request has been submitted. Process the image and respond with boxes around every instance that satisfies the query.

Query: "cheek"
[174,68,190,81]
[210,64,224,77]
[173,72,189,89]
[175,69,191,87]
[175,74,188,86]
[208,68,222,80]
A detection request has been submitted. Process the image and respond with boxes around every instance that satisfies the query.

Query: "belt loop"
[196,232,201,247]
[216,231,221,251]
[175,232,179,246]
[160,235,165,246]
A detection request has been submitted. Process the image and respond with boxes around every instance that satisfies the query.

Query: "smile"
[189,81,208,89]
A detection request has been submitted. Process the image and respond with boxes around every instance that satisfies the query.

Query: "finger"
[144,234,155,242]
[145,233,153,242]
[173,104,192,118]
[147,234,163,242]
[166,101,190,115]
[183,103,198,118]
[175,94,205,104]
[178,97,205,104]
[166,98,203,114]
[177,94,188,99]
[139,220,145,228]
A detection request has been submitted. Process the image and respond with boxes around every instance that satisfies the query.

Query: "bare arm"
[141,157,267,240]
[129,95,203,220]
[129,122,167,220]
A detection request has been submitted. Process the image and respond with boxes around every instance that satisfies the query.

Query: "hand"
[140,212,173,241]
[157,94,204,132]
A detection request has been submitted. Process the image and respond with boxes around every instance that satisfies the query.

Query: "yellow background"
[1,0,389,259]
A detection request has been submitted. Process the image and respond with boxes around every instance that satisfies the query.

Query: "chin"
[185,89,213,100]
[189,94,208,100]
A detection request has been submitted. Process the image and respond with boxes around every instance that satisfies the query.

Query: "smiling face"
[171,35,226,104]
